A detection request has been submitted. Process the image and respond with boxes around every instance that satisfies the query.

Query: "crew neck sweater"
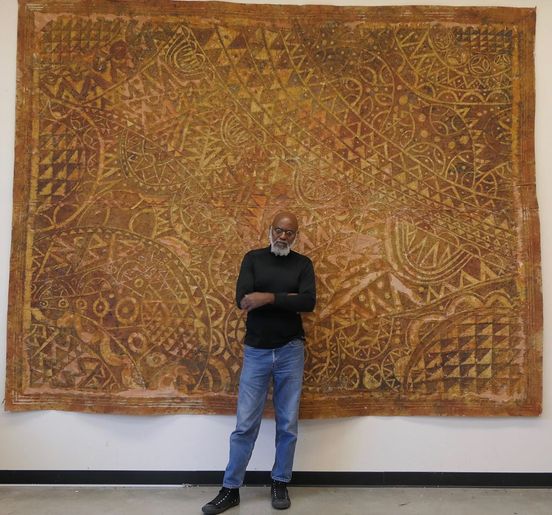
[236,246,316,349]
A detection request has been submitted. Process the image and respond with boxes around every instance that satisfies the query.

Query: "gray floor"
[1,485,552,515]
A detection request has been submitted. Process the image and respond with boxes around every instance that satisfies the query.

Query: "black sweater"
[235,246,316,348]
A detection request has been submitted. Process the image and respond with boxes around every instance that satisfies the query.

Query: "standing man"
[202,211,316,513]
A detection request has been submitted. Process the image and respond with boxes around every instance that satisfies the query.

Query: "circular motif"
[468,54,492,76]
[115,297,139,325]
[382,348,406,391]
[93,297,110,318]
[128,332,147,354]
[363,364,383,390]
[145,351,168,368]
[340,365,360,390]
[429,27,455,51]
[75,298,88,312]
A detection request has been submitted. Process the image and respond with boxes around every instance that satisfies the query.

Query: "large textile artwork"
[7,1,541,416]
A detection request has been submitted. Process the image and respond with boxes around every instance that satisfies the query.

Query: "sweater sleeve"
[273,258,316,312]
[235,252,254,308]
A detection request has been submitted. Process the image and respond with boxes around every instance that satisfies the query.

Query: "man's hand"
[240,292,275,312]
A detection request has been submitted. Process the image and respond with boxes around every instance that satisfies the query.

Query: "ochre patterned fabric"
[7,1,541,416]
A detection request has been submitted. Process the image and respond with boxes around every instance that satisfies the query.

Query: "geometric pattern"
[6,1,541,416]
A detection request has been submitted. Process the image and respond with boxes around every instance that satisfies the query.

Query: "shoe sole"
[271,500,291,510]
[201,499,240,514]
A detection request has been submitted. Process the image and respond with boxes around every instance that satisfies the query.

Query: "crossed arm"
[236,254,316,313]
[240,292,277,312]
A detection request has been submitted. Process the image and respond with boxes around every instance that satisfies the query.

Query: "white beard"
[269,229,294,256]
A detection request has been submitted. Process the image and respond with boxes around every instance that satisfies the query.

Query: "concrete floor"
[1,485,551,515]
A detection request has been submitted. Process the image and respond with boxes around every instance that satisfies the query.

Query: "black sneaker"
[271,479,291,510]
[201,487,240,514]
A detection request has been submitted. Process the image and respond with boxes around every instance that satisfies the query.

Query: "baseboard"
[0,471,551,487]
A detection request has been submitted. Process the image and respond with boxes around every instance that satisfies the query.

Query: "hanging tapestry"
[6,0,541,416]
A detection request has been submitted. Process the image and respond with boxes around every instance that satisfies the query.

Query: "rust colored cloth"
[6,1,541,416]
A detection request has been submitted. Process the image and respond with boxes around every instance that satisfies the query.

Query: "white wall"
[1,0,551,473]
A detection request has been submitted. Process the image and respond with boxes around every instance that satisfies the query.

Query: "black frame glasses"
[272,226,297,238]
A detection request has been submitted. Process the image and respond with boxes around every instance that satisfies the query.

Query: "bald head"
[271,211,299,232]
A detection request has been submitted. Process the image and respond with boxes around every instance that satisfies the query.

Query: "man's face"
[269,216,298,256]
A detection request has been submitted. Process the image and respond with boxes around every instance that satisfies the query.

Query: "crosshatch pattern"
[6,1,541,416]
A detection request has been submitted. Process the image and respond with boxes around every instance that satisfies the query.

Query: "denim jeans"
[222,338,305,488]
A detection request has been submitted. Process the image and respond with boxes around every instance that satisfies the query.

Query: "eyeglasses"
[272,226,297,238]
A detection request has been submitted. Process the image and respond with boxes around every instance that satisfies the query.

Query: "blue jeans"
[222,338,305,488]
